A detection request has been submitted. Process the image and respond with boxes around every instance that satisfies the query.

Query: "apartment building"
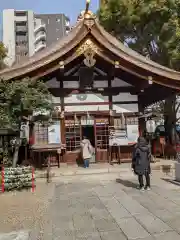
[3,9,70,66]
[35,14,70,47]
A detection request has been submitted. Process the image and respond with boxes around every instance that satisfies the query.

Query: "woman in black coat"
[132,137,151,190]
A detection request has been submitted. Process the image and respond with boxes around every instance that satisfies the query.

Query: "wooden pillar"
[29,122,35,145]
[108,72,114,126]
[58,61,66,146]
[138,96,146,137]
[60,83,65,146]
[164,94,176,145]
[108,71,114,164]
[58,61,66,164]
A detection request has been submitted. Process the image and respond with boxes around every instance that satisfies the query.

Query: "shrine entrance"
[82,125,95,148]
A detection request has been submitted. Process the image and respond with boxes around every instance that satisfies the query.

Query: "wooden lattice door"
[95,118,109,162]
[65,118,81,164]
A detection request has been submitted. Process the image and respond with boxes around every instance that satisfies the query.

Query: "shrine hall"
[1,2,180,166]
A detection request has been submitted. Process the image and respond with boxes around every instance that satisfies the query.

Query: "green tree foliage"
[99,0,180,144]
[0,42,7,69]
[0,78,53,128]
[0,78,53,166]
[99,0,180,70]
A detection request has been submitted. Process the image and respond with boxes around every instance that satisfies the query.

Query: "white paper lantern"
[146,119,156,133]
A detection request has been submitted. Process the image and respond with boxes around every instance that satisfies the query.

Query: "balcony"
[34,20,46,34]
[65,19,70,26]
[35,31,46,44]
[35,41,46,53]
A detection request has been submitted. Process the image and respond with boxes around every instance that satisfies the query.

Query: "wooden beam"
[64,67,106,77]
[64,64,81,76]
[94,57,145,88]
[57,75,107,81]
[49,87,136,97]
[59,72,144,84]
[53,101,138,106]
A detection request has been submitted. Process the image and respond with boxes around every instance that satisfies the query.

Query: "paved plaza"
[32,172,180,240]
[1,171,180,239]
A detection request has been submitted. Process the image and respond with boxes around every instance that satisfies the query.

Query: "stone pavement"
[35,172,180,240]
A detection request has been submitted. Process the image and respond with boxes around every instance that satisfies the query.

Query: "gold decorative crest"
[76,39,98,67]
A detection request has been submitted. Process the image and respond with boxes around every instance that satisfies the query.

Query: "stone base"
[175,162,180,181]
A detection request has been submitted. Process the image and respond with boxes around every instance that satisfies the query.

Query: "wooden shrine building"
[1,2,180,165]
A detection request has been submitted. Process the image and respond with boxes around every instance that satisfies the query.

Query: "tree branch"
[175,102,180,113]
[176,116,180,122]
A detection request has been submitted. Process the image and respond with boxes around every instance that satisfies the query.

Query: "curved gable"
[0,14,180,87]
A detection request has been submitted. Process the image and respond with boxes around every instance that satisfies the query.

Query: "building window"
[47,19,50,24]
[16,31,27,36]
[56,28,59,32]
[56,18,61,22]
[15,21,27,26]
[15,11,27,17]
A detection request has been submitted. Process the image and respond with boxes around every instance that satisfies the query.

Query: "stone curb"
[35,163,175,178]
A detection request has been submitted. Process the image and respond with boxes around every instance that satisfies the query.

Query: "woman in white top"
[81,136,94,168]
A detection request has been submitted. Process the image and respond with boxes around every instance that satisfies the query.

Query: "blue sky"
[0,0,99,38]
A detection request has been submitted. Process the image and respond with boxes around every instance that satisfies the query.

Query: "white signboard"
[109,129,128,146]
[48,122,61,144]
[127,125,139,144]
[81,116,94,126]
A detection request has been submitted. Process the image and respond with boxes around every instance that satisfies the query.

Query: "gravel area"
[0,181,55,235]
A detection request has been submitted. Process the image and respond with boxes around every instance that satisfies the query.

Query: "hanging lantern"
[146,119,156,133]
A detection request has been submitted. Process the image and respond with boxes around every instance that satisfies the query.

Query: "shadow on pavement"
[116,178,137,188]
[161,178,180,186]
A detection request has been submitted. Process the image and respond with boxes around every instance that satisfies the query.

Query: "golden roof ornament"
[77,0,95,22]
[76,39,98,67]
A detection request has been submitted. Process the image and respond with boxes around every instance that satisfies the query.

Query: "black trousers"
[138,173,150,188]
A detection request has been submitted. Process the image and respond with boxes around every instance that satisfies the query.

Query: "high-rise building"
[33,18,47,54]
[3,9,70,66]
[35,14,70,47]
